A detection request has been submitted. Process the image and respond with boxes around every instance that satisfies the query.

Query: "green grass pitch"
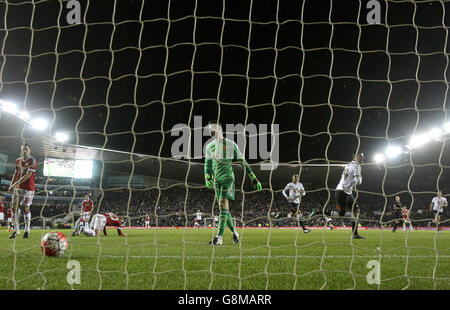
[0,228,448,290]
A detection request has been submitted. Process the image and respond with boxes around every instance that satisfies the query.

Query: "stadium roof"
[0,111,352,188]
[3,110,447,191]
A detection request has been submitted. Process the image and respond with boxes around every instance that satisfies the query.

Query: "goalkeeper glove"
[205,174,214,189]
[249,173,262,191]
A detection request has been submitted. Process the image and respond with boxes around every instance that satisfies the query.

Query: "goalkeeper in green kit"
[204,122,262,245]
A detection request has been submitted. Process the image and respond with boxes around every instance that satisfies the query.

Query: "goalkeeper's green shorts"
[215,180,235,202]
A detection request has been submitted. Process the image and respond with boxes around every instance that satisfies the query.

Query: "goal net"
[204,217,237,228]
[0,0,449,290]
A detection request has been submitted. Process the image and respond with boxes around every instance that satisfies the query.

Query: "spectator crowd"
[0,172,448,229]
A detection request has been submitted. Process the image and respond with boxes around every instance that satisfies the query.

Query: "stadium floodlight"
[385,145,402,159]
[21,111,31,121]
[30,118,49,130]
[430,127,443,140]
[0,100,17,113]
[374,153,385,164]
[444,122,450,132]
[54,132,69,143]
[407,133,430,149]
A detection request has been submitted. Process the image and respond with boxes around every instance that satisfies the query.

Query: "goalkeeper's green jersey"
[204,137,253,183]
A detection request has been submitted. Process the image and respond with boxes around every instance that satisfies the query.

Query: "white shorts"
[82,212,91,223]
[0,213,3,221]
[145,221,150,225]
[12,189,34,207]
[90,214,106,232]
[7,217,12,223]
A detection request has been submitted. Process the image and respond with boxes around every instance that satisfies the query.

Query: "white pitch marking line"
[79,254,450,259]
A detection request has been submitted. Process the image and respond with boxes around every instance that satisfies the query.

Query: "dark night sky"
[0,0,450,167]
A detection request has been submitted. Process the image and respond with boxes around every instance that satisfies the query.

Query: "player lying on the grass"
[430,191,447,233]
[282,174,311,233]
[392,196,403,233]
[72,194,94,236]
[79,212,127,237]
[8,143,37,239]
[72,217,81,232]
[401,206,414,232]
[204,122,262,245]
[333,150,366,239]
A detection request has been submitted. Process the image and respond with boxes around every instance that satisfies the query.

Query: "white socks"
[14,210,20,234]
[24,211,31,233]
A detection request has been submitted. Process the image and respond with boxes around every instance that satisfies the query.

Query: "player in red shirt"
[81,194,93,220]
[401,206,414,232]
[6,207,13,231]
[8,143,37,239]
[80,212,126,237]
[144,214,150,229]
[73,194,94,236]
[0,196,5,227]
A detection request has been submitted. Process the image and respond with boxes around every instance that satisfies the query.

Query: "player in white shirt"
[430,191,448,233]
[194,210,202,229]
[282,174,310,234]
[334,151,366,239]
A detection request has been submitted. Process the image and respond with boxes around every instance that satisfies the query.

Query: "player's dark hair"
[353,150,364,157]
[22,143,31,149]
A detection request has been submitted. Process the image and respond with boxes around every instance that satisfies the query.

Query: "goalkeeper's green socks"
[226,211,235,233]
[217,209,228,237]
[217,209,239,245]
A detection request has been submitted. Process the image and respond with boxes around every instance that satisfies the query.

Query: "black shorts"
[335,190,357,217]
[289,202,299,214]
[289,202,300,209]
[394,210,402,220]
[433,210,442,216]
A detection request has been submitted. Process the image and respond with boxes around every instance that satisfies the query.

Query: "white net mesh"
[0,0,449,290]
